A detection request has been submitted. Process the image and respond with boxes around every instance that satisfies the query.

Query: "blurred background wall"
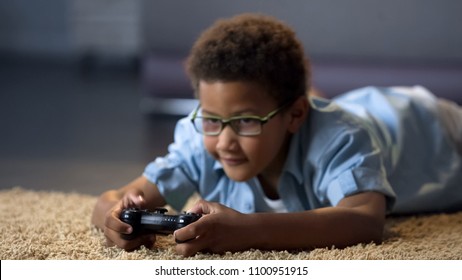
[1,0,461,62]
[0,0,462,62]
[142,0,462,63]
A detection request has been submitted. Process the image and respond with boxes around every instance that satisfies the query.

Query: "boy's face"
[198,80,293,182]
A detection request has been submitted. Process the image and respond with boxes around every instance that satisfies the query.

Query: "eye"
[201,117,222,131]
[236,118,260,127]
[203,118,220,124]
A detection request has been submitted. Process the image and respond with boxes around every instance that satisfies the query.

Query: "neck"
[258,133,292,199]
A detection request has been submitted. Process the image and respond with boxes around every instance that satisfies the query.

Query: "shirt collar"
[281,130,305,185]
[213,159,224,173]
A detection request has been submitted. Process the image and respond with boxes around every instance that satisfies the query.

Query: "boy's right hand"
[102,192,156,251]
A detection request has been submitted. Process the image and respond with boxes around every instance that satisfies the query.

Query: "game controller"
[119,208,201,240]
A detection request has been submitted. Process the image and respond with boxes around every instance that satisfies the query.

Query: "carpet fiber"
[1,187,461,260]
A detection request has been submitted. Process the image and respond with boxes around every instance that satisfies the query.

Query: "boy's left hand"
[173,200,252,257]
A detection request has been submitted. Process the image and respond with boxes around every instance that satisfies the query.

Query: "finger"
[175,235,207,257]
[122,234,156,251]
[105,226,155,251]
[173,223,197,243]
[123,192,146,209]
[140,234,157,249]
[105,208,132,235]
[105,237,115,247]
[105,228,135,249]
[173,214,210,244]
[104,227,133,249]
[187,199,216,215]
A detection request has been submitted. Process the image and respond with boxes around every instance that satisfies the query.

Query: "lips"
[220,157,247,166]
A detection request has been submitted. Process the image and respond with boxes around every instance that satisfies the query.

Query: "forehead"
[198,80,277,114]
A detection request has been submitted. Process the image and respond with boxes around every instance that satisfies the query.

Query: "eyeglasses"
[190,104,287,136]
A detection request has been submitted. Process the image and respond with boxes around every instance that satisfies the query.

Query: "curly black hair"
[186,13,310,105]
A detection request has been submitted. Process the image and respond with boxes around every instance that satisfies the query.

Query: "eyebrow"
[201,108,260,117]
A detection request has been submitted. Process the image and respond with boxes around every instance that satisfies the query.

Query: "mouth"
[220,157,247,166]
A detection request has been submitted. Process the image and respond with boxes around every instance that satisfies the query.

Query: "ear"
[287,96,309,133]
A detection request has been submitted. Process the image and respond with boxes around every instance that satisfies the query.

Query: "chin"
[223,168,255,182]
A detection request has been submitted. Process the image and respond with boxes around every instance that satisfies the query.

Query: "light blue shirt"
[144,86,462,214]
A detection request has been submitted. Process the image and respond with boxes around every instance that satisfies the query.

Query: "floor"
[0,56,181,196]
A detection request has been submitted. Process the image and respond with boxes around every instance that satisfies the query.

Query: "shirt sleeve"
[312,122,397,212]
[143,117,203,211]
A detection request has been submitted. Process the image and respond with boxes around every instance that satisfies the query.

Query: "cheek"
[203,137,218,157]
[239,138,267,160]
[254,123,288,156]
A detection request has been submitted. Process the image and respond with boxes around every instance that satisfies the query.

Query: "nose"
[216,124,239,152]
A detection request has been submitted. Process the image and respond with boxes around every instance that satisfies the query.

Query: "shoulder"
[172,115,204,150]
[298,98,380,163]
[333,85,438,114]
[306,95,373,139]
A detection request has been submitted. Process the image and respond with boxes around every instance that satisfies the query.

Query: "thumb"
[187,199,216,215]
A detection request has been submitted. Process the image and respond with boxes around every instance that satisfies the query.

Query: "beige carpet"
[1,187,461,260]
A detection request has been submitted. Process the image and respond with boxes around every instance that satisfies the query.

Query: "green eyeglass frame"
[190,104,287,136]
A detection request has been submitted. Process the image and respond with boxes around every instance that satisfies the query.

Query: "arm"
[174,191,386,256]
[250,191,386,250]
[91,175,167,250]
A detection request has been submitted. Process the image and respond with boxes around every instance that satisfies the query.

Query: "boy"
[92,13,462,257]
